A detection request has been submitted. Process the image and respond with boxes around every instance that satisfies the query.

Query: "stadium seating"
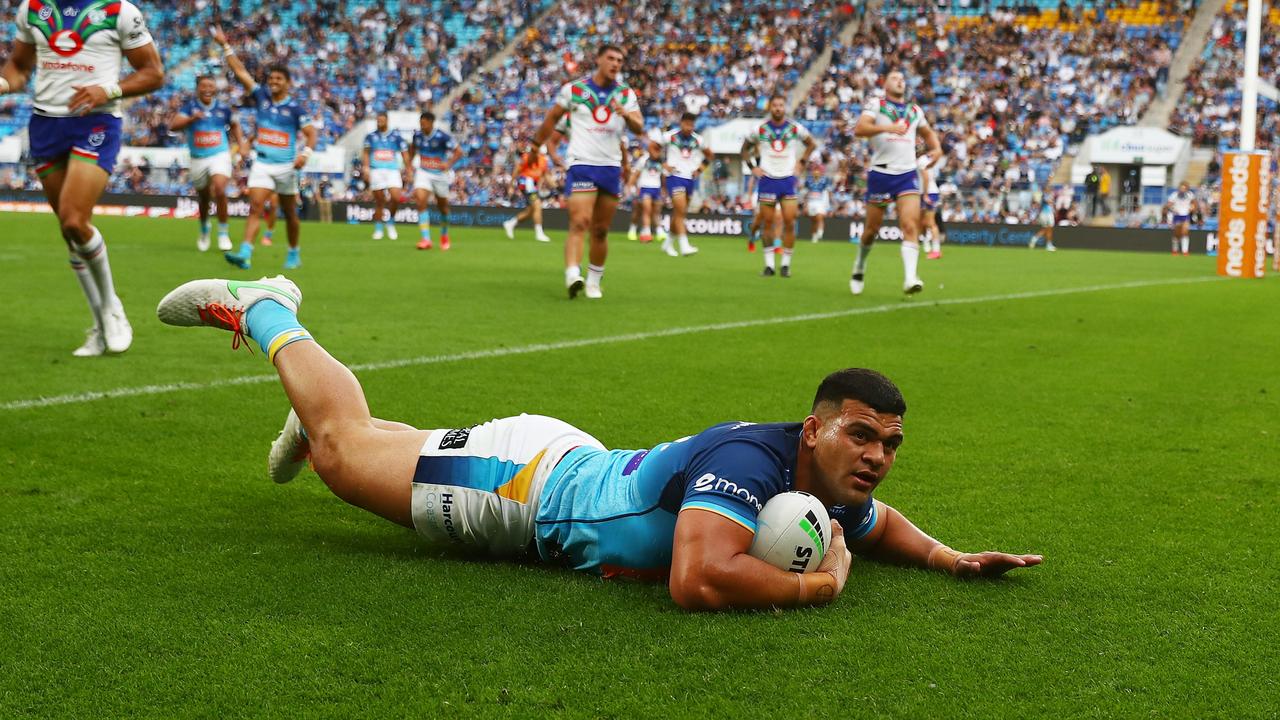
[1168,0,1278,150]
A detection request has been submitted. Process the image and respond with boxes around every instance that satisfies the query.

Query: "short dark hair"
[420,111,435,122]
[195,74,215,87]
[680,111,697,122]
[267,65,291,82]
[598,43,624,58]
[770,92,787,103]
[811,368,906,416]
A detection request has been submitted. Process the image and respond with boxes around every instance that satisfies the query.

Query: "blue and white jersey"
[535,421,877,578]
[806,175,832,201]
[364,129,407,170]
[248,86,312,165]
[412,128,458,173]
[178,98,234,159]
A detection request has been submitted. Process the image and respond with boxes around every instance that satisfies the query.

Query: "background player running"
[1,0,164,356]
[172,74,243,253]
[850,70,941,296]
[653,111,711,258]
[156,276,1043,611]
[628,143,665,245]
[362,111,410,241]
[804,164,833,243]
[741,94,817,278]
[917,153,944,259]
[533,44,644,299]
[502,142,553,243]
[1165,182,1199,256]
[408,111,462,251]
[213,27,316,271]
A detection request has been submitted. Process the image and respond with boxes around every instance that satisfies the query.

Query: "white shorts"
[248,160,299,195]
[807,199,830,216]
[190,152,233,191]
[410,414,604,558]
[414,168,452,199]
[369,168,402,192]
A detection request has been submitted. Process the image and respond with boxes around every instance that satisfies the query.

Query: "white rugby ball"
[748,491,831,573]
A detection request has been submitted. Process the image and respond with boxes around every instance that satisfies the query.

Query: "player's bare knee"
[59,212,92,244]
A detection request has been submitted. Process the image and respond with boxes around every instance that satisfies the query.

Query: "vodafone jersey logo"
[591,105,612,124]
[49,29,84,56]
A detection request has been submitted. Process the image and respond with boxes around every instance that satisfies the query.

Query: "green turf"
[1,214,1277,718]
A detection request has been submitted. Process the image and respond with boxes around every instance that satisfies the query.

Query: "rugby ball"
[748,492,831,573]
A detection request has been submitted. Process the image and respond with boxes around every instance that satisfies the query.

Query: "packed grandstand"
[0,0,1268,228]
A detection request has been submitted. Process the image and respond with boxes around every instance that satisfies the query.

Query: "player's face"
[420,117,434,133]
[196,79,216,104]
[267,71,290,96]
[597,50,624,81]
[680,117,695,134]
[377,115,388,132]
[885,73,906,98]
[1180,183,1189,192]
[803,399,903,508]
[769,98,786,121]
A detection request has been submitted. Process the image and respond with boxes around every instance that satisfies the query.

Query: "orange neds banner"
[1217,150,1270,278]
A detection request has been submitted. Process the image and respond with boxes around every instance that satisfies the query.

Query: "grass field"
[2,214,1278,718]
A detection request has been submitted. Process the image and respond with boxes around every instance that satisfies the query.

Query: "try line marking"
[2,276,1217,412]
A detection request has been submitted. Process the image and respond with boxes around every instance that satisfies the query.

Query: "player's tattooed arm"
[741,137,763,178]
[849,501,1043,578]
[669,509,851,611]
[0,41,36,95]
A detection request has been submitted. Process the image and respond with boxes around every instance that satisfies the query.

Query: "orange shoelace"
[197,303,253,354]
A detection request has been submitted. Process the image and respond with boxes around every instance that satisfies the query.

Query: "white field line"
[1,276,1218,412]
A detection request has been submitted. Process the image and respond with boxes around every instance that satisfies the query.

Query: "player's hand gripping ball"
[748,492,832,573]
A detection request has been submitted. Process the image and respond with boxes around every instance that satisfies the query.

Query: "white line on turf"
[1,276,1218,412]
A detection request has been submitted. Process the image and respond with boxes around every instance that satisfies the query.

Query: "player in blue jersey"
[212,27,316,271]
[158,275,1043,610]
[2,0,164,356]
[408,111,462,251]
[803,164,833,243]
[171,75,244,253]
[362,111,410,241]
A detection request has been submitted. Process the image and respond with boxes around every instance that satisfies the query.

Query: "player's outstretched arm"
[211,28,256,92]
[0,41,36,96]
[669,509,851,611]
[850,501,1042,578]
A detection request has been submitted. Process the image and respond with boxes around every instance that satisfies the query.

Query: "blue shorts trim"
[638,186,662,200]
[757,176,797,205]
[29,114,123,174]
[565,164,622,198]
[666,176,696,197]
[866,170,920,205]
[1172,214,1190,224]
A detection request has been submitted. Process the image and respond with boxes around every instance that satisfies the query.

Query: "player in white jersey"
[653,112,713,257]
[741,95,817,278]
[850,70,941,296]
[2,0,164,356]
[629,146,664,244]
[1165,182,1199,256]
[917,153,945,259]
[532,44,644,299]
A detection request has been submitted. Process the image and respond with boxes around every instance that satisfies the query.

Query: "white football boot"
[156,276,302,350]
[502,217,517,239]
[100,300,133,354]
[268,408,310,484]
[72,325,106,357]
[904,277,924,295]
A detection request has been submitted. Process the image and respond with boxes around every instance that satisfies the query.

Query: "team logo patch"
[88,8,106,24]
[438,427,473,450]
[38,6,52,20]
[771,139,786,152]
[87,127,106,147]
[591,105,612,124]
[680,148,692,158]
[49,30,84,56]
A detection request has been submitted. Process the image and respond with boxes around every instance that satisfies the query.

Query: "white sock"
[781,248,793,269]
[565,266,582,284]
[68,249,102,327]
[628,224,637,234]
[534,223,543,235]
[901,242,920,282]
[1181,236,1189,254]
[76,226,118,307]
[764,249,776,270]
[642,226,651,237]
[679,234,692,248]
[586,263,604,287]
